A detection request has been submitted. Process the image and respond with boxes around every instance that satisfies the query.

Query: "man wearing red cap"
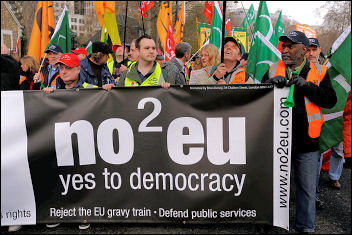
[72,46,88,60]
[43,53,98,93]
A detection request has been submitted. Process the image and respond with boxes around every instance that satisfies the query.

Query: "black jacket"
[19,69,41,90]
[1,54,20,91]
[41,62,60,87]
[262,60,337,154]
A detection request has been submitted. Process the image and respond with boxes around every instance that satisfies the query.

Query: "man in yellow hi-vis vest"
[117,35,172,88]
[262,31,337,233]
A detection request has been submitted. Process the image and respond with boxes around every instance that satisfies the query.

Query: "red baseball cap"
[58,53,81,67]
[72,46,88,56]
[112,44,128,54]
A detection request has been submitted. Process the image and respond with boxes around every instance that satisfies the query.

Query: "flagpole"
[140,1,145,34]
[175,1,178,26]
[36,53,47,89]
[185,41,209,66]
[122,1,128,61]
[220,1,227,63]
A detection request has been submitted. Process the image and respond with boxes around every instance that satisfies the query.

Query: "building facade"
[1,1,23,55]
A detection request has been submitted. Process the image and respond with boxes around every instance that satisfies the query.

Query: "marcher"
[80,41,114,89]
[306,38,322,64]
[262,30,337,233]
[1,42,20,91]
[240,52,249,69]
[198,43,220,70]
[128,39,139,63]
[117,34,171,88]
[108,44,129,81]
[161,42,192,85]
[305,37,329,207]
[72,46,88,60]
[192,37,253,85]
[33,44,63,87]
[19,56,41,90]
[156,54,165,66]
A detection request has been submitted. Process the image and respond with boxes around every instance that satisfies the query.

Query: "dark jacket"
[1,54,20,91]
[55,74,85,89]
[262,60,337,154]
[80,56,112,86]
[41,63,60,87]
[19,69,41,90]
[161,58,187,85]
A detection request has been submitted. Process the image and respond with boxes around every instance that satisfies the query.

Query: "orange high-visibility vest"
[230,67,246,84]
[269,60,327,138]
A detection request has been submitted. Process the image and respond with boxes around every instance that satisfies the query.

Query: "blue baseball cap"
[45,44,63,53]
[279,31,310,47]
[308,38,320,47]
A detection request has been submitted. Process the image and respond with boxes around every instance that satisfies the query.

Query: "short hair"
[200,43,220,67]
[175,42,192,58]
[135,34,153,49]
[20,56,40,73]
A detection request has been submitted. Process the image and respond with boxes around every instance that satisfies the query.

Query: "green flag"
[86,41,92,55]
[319,25,351,153]
[242,4,255,29]
[46,6,71,53]
[274,10,285,46]
[210,1,223,54]
[247,1,281,83]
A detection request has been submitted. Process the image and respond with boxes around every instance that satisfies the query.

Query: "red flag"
[139,1,154,18]
[164,20,176,61]
[225,19,232,37]
[15,36,20,55]
[204,1,213,24]
[278,41,283,52]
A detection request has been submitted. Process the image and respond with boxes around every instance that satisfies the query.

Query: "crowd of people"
[1,31,350,234]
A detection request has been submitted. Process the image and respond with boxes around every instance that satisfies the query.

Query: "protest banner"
[1,85,291,230]
[296,23,317,38]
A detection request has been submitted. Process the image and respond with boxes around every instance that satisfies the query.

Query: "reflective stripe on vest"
[82,82,98,88]
[269,60,327,138]
[125,62,164,86]
[107,60,114,75]
[19,76,26,85]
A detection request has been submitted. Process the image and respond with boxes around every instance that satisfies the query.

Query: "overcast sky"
[237,1,328,26]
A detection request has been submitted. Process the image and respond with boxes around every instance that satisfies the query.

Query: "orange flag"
[174,1,185,44]
[94,1,115,28]
[27,1,55,64]
[157,1,172,52]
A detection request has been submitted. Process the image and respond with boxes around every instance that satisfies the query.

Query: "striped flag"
[86,41,92,55]
[204,1,213,25]
[247,1,281,83]
[319,25,351,153]
[225,19,232,37]
[46,6,71,53]
[174,1,185,43]
[27,1,55,64]
[156,1,172,52]
[210,1,222,54]
[15,35,20,55]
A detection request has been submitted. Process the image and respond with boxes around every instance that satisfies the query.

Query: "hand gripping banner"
[1,85,292,230]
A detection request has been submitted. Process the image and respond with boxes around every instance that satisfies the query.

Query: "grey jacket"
[161,58,186,85]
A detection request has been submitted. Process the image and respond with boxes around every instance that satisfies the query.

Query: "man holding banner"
[262,31,337,233]
[117,35,171,88]
[210,37,253,85]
